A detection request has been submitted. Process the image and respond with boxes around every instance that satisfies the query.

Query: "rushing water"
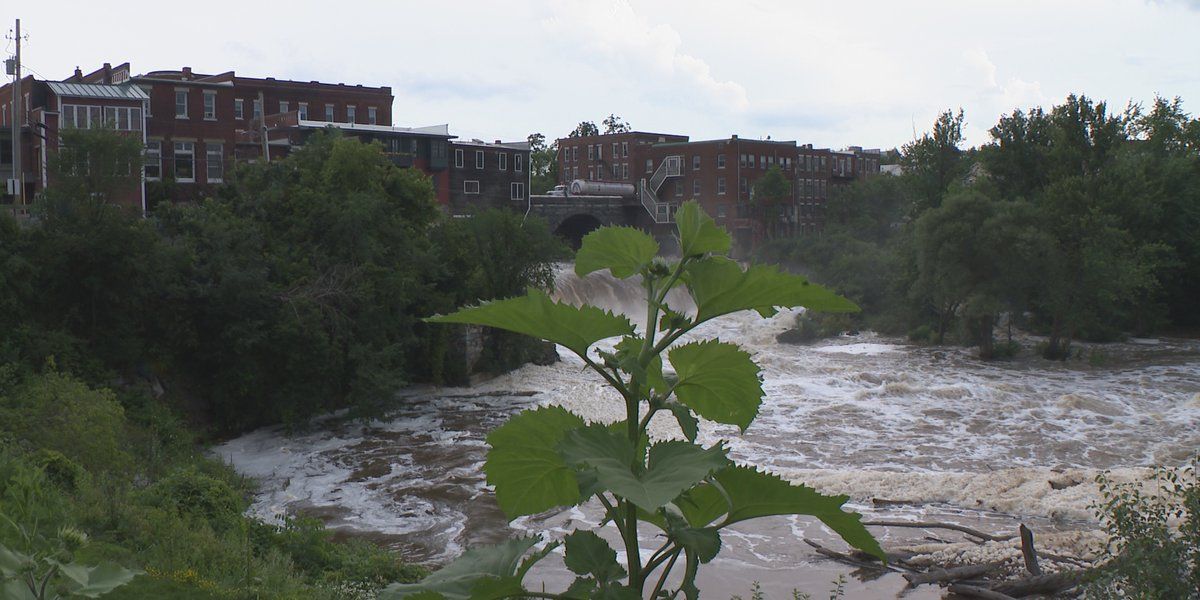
[217,268,1200,597]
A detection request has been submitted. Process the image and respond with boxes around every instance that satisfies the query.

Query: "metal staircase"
[640,155,682,223]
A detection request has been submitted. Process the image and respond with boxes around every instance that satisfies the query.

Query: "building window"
[498,153,507,171]
[279,101,289,114]
[674,181,683,197]
[718,154,726,169]
[203,91,216,120]
[717,177,726,195]
[693,179,701,195]
[587,145,594,160]
[144,141,162,181]
[347,106,356,123]
[475,150,484,169]
[596,144,603,159]
[645,159,653,173]
[511,182,524,200]
[325,104,334,121]
[234,99,244,120]
[740,177,748,196]
[611,164,619,179]
[622,163,629,180]
[612,142,618,158]
[454,149,464,168]
[588,167,594,179]
[174,141,195,182]
[368,107,377,125]
[206,144,223,183]
[175,90,188,119]
[572,146,578,162]
[515,154,523,172]
[464,180,480,195]
[298,102,308,120]
[717,204,727,218]
[253,99,262,119]
[573,166,579,179]
[621,142,628,157]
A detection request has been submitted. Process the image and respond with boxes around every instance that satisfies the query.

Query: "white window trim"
[174,141,195,183]
[279,100,290,114]
[144,140,162,182]
[475,151,484,169]
[234,99,244,120]
[499,153,507,171]
[367,106,377,125]
[514,154,523,172]
[206,144,224,184]
[346,106,356,123]
[174,88,188,120]
[203,91,217,120]
[464,180,480,195]
[325,104,334,121]
[298,102,308,120]
[510,182,524,200]
[454,149,464,168]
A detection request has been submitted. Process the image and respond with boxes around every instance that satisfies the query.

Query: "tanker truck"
[567,179,637,198]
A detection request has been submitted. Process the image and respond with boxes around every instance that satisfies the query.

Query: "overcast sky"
[6,1,1199,150]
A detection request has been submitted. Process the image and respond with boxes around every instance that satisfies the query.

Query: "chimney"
[73,66,83,81]
[494,139,501,144]
[182,66,192,79]
[102,62,112,83]
[731,134,738,140]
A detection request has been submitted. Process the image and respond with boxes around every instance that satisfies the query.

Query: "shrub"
[138,467,245,529]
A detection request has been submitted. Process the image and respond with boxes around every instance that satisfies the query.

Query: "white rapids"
[216,268,1200,597]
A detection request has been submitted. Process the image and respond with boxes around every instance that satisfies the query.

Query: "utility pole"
[7,18,23,206]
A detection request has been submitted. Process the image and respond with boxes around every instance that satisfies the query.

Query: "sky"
[5,0,1200,150]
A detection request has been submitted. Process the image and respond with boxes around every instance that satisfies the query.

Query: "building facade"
[448,139,531,216]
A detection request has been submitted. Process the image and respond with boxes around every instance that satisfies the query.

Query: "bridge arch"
[554,213,604,250]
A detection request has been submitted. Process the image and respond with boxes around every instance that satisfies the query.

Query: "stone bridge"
[527,195,652,248]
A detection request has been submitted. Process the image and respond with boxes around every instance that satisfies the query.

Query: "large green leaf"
[690,467,884,561]
[684,257,858,323]
[485,406,587,519]
[563,531,625,584]
[559,427,729,511]
[380,537,540,600]
[669,341,763,431]
[426,289,634,358]
[663,510,722,564]
[57,561,142,598]
[675,201,730,257]
[0,545,30,578]
[575,226,660,279]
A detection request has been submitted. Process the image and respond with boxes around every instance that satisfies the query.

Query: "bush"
[138,467,246,529]
[1086,459,1200,598]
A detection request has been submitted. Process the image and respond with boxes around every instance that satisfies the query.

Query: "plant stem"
[624,500,642,588]
[649,547,683,599]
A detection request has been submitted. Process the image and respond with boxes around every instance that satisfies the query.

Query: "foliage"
[603,115,632,135]
[1086,459,1199,599]
[752,166,793,239]
[568,122,600,138]
[528,133,560,195]
[41,126,145,215]
[1,530,141,600]
[901,109,966,213]
[406,201,880,599]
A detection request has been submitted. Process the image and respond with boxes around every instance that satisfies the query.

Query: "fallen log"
[1019,524,1041,575]
[904,562,1006,586]
[802,538,899,572]
[992,570,1086,597]
[947,584,1018,600]
[862,520,1015,542]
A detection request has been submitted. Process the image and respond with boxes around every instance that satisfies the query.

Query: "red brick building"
[556,131,880,249]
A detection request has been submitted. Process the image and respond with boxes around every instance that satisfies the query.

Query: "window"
[596,144,602,159]
[347,106,356,123]
[760,155,767,168]
[674,181,683,197]
[612,142,618,157]
[621,142,628,157]
[587,145,594,160]
[144,141,162,180]
[645,159,653,173]
[279,101,289,114]
[234,99,244,120]
[62,105,141,131]
[573,166,579,179]
[740,177,748,195]
[464,180,480,195]
[206,144,223,183]
[454,149,464,168]
[368,107,377,125]
[717,177,726,195]
[572,146,578,162]
[174,141,195,182]
[511,182,525,200]
[203,92,216,120]
[717,204,728,218]
[175,90,188,118]
[298,102,308,120]
[325,104,334,121]
[692,179,701,195]
[622,163,629,180]
[253,99,262,119]
[499,153,507,171]
[611,164,619,178]
[515,154,523,172]
[475,150,484,169]
[588,167,594,180]
[692,155,700,171]
[717,154,726,169]
[431,141,446,160]
[749,155,756,169]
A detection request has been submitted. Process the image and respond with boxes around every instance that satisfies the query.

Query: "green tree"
[568,121,600,138]
[42,126,145,217]
[752,165,792,239]
[901,109,966,213]
[528,132,560,195]
[602,114,631,134]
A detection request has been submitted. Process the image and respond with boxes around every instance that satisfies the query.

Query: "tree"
[527,132,560,194]
[568,121,599,138]
[901,109,966,213]
[602,114,631,134]
[751,165,792,238]
[42,125,145,217]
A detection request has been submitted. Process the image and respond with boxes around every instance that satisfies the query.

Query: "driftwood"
[862,519,1015,542]
[991,570,1086,597]
[947,584,1019,600]
[1019,524,1041,575]
[802,538,899,572]
[903,562,1005,586]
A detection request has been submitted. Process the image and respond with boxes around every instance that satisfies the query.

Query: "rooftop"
[45,81,149,101]
[296,120,454,138]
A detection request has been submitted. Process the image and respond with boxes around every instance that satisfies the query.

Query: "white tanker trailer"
[568,179,636,198]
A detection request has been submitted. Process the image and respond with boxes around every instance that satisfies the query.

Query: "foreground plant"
[0,524,140,599]
[390,202,882,599]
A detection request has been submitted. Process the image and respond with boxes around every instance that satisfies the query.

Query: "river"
[216,269,1200,598]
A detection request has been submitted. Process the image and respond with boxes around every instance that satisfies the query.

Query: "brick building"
[556,131,880,249]
[448,139,531,216]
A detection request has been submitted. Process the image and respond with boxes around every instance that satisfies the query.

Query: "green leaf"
[467,576,526,600]
[685,257,858,323]
[596,585,642,600]
[485,406,587,519]
[576,226,660,279]
[669,341,763,431]
[614,337,666,393]
[381,537,540,600]
[0,545,30,578]
[57,562,142,598]
[675,201,731,257]
[703,467,884,561]
[559,427,729,511]
[663,403,699,442]
[426,289,634,359]
[2,580,36,600]
[563,531,626,583]
[663,510,722,564]
[564,577,598,599]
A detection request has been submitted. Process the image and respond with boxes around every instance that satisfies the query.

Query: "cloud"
[541,0,749,112]
[395,73,530,102]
